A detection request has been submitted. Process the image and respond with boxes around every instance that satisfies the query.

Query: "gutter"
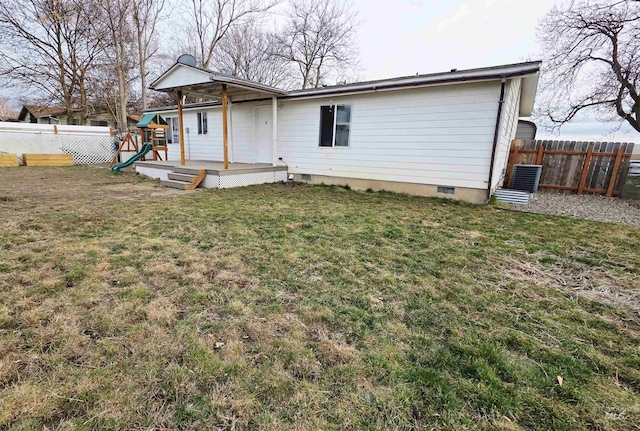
[487,77,507,202]
[285,69,538,100]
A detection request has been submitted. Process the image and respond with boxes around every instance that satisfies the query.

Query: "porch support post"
[177,90,185,165]
[228,98,234,163]
[272,96,277,167]
[222,84,229,169]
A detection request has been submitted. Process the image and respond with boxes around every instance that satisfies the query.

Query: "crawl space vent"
[301,174,311,180]
[437,186,455,195]
[510,164,542,193]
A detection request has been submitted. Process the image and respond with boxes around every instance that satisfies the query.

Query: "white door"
[255,106,273,164]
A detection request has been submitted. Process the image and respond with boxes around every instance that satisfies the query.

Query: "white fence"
[0,123,115,165]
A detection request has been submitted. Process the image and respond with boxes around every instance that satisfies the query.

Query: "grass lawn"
[0,166,639,430]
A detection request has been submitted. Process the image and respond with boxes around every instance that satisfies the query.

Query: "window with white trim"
[166,117,180,144]
[197,112,208,134]
[319,104,351,147]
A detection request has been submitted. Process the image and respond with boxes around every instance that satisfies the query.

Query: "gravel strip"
[510,192,640,226]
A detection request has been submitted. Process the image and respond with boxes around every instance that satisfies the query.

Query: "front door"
[255,106,273,164]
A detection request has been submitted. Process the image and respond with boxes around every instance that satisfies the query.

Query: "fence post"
[577,146,593,195]
[535,144,545,165]
[606,146,624,197]
[505,139,521,187]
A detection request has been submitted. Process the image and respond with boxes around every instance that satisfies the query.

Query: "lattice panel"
[0,128,115,165]
[219,172,276,189]
[200,174,220,188]
[59,134,115,165]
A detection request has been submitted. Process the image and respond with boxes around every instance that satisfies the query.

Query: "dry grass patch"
[0,167,639,430]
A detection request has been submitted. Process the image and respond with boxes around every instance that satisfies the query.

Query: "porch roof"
[149,62,287,102]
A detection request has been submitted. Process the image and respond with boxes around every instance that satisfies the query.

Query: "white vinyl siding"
[491,78,522,191]
[278,81,506,190]
[165,102,269,163]
[156,79,525,192]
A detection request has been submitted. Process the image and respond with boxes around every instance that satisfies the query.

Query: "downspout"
[487,77,507,202]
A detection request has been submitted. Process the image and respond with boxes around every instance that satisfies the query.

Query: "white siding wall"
[491,78,522,191]
[278,81,503,190]
[155,79,524,192]
[162,102,269,163]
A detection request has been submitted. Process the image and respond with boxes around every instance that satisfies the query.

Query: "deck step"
[161,179,191,190]
[494,188,531,205]
[168,172,198,182]
[160,169,206,191]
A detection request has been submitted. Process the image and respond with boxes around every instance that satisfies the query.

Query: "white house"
[137,59,540,203]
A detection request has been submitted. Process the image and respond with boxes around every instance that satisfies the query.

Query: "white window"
[197,112,208,135]
[167,117,180,144]
[319,104,351,147]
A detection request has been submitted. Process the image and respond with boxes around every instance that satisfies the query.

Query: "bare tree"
[0,97,18,119]
[537,0,640,133]
[0,0,101,124]
[85,0,137,131]
[179,0,278,69]
[277,0,360,89]
[213,22,295,88]
[132,0,167,109]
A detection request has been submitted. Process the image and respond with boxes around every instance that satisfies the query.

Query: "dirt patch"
[99,182,191,199]
[499,255,640,317]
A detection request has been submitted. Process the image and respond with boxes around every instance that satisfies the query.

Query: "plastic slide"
[111,143,153,173]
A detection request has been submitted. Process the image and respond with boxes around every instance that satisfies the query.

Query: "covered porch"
[139,57,288,189]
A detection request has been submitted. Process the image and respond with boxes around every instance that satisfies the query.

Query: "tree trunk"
[79,69,88,125]
[117,66,128,131]
[140,56,147,110]
[135,16,147,109]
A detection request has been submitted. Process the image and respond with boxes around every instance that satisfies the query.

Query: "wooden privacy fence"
[505,139,635,196]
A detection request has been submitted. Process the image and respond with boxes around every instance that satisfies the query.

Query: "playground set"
[110,114,170,173]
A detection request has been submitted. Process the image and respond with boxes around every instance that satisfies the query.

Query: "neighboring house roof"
[18,104,65,121]
[128,114,142,123]
[146,60,542,116]
[18,104,141,125]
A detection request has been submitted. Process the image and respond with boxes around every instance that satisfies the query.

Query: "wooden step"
[161,169,206,191]
[168,172,198,182]
[161,179,191,190]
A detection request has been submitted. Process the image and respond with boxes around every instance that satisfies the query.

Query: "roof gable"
[151,63,213,91]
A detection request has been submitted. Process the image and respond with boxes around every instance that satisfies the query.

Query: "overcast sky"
[347,0,639,144]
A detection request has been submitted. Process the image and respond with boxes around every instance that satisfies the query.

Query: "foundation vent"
[301,174,311,180]
[437,186,455,195]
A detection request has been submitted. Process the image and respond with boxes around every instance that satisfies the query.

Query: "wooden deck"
[134,160,289,190]
[135,160,287,175]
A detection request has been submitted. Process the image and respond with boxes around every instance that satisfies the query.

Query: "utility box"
[511,164,542,193]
